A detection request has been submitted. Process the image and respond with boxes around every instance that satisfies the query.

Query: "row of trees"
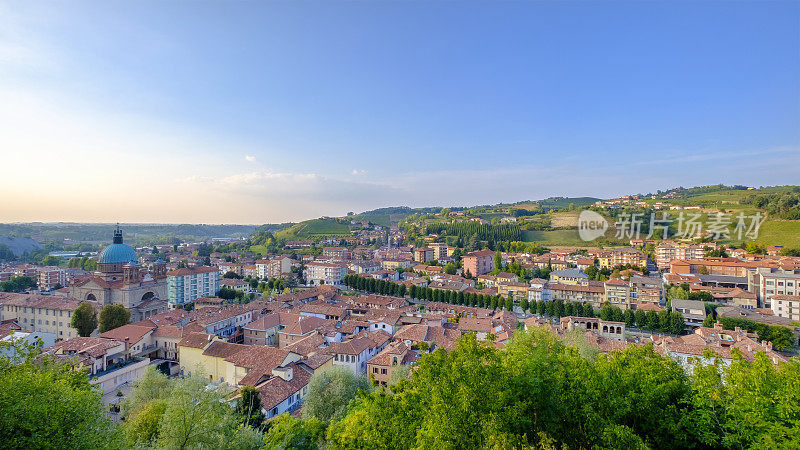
[343,273,517,311]
[425,222,523,243]
[523,299,686,334]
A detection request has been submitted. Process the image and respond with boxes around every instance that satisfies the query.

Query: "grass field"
[754,220,800,248]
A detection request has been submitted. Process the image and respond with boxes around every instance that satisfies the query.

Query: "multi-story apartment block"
[603,279,631,308]
[255,256,293,279]
[608,247,648,268]
[462,250,495,277]
[380,258,415,270]
[428,242,449,261]
[771,294,800,322]
[413,247,434,263]
[629,275,663,305]
[349,260,382,275]
[655,242,707,270]
[759,271,800,309]
[323,247,351,260]
[167,266,220,309]
[37,267,67,290]
[304,262,347,286]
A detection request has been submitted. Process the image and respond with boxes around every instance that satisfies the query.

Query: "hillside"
[274,218,352,241]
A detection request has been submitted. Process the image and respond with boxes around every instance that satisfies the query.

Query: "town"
[1,185,799,448]
[2,1,798,448]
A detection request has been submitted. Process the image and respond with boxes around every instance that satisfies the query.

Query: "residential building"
[413,247,434,263]
[462,250,495,277]
[771,294,800,322]
[366,341,418,386]
[167,266,220,309]
[243,314,281,345]
[37,267,67,290]
[549,269,588,285]
[671,299,707,329]
[304,262,347,286]
[323,247,351,260]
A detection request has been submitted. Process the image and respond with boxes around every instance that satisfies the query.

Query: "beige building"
[0,293,86,340]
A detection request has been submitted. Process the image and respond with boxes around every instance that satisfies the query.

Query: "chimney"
[272,366,293,381]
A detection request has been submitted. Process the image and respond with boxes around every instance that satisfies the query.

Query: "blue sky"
[1,1,798,223]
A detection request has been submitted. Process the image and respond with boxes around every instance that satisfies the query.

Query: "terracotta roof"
[245,314,281,331]
[178,332,215,349]
[100,324,155,346]
[256,363,313,410]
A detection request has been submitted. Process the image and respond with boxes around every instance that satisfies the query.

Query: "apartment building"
[603,279,631,308]
[549,269,589,285]
[608,248,648,267]
[380,258,415,270]
[349,260,382,275]
[304,262,347,286]
[655,242,707,270]
[462,250,495,277]
[760,271,800,310]
[323,247,351,260]
[428,242,449,260]
[413,247,434,263]
[37,267,67,290]
[166,266,220,309]
[630,275,663,305]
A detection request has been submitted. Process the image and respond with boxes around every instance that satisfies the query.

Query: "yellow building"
[178,332,301,385]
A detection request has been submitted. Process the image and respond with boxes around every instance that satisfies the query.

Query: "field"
[522,229,587,246]
[754,220,800,248]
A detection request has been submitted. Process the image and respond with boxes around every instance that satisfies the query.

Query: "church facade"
[70,226,168,322]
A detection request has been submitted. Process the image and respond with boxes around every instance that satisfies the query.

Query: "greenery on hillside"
[274,218,352,241]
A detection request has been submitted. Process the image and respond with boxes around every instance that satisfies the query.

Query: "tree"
[0,340,118,449]
[0,276,36,293]
[634,309,647,329]
[494,251,503,271]
[71,302,97,337]
[98,304,130,333]
[702,314,714,328]
[235,385,265,430]
[624,309,635,328]
[124,371,262,449]
[302,365,372,424]
[41,255,62,266]
[264,414,325,450]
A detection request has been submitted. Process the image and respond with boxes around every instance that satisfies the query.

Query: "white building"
[304,262,347,287]
[166,266,220,309]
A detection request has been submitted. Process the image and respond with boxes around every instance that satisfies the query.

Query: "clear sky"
[1,1,798,224]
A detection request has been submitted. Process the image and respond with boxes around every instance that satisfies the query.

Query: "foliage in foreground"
[2,329,798,450]
[322,330,800,449]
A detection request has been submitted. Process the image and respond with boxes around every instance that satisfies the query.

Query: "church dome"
[99,226,138,264]
[99,243,138,264]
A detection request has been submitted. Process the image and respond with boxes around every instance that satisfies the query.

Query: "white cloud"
[245,155,256,162]
[351,169,367,175]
